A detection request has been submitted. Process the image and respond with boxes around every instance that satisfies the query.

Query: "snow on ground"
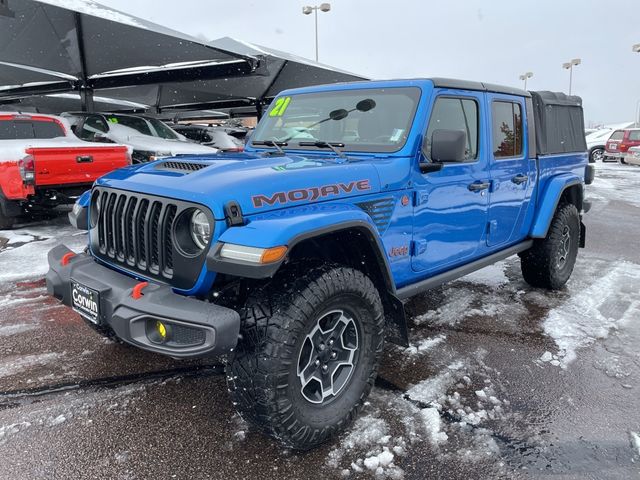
[462,261,509,287]
[542,261,640,367]
[0,353,63,379]
[630,432,640,457]
[588,163,640,208]
[403,334,446,358]
[0,382,147,446]
[0,221,86,283]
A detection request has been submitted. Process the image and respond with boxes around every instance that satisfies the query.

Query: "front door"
[486,95,533,247]
[411,92,490,273]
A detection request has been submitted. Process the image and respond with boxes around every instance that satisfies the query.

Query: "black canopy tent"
[0,1,367,118]
[96,37,367,117]
[0,0,258,110]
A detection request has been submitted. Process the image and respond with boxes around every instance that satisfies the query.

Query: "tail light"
[225,147,244,153]
[126,150,133,165]
[19,154,35,185]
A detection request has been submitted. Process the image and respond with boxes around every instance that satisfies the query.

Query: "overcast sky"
[98,0,639,126]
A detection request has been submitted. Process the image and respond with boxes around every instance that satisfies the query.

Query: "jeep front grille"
[90,187,212,290]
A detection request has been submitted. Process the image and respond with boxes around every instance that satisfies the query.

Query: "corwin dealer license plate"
[71,281,100,324]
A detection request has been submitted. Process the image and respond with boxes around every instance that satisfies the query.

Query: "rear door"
[411,91,490,273]
[486,94,534,247]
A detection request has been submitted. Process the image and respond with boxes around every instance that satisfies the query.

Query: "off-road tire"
[226,263,385,450]
[520,203,580,289]
[0,210,15,230]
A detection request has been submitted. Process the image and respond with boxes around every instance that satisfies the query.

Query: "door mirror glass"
[430,129,467,163]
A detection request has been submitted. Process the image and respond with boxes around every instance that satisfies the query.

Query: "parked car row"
[0,110,255,229]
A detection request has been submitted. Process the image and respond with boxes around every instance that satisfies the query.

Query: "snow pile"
[419,408,448,444]
[543,261,640,366]
[405,360,465,404]
[403,334,446,357]
[0,223,86,283]
[326,412,406,479]
[0,422,32,443]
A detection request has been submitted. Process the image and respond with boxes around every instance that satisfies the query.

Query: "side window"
[33,120,65,139]
[628,130,640,141]
[425,97,478,161]
[78,116,108,140]
[492,101,523,158]
[0,120,34,139]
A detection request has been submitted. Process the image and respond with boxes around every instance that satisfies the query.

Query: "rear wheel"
[520,203,580,290]
[226,264,385,450]
[589,147,604,163]
[0,209,15,230]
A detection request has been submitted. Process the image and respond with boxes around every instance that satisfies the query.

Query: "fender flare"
[206,203,409,346]
[207,203,394,288]
[530,174,583,238]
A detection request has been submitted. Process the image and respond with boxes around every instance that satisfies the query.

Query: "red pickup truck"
[0,113,130,228]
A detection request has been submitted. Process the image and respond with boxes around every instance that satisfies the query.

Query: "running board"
[396,240,533,300]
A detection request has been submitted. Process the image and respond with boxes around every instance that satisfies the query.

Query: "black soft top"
[530,91,587,155]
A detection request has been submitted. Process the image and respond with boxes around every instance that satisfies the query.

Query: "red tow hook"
[60,252,76,266]
[131,281,149,300]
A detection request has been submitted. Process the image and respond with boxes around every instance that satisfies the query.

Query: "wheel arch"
[530,175,583,239]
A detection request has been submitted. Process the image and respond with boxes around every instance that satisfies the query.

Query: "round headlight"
[190,209,211,249]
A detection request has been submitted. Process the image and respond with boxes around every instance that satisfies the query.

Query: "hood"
[96,153,381,219]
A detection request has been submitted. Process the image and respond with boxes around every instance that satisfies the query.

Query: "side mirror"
[430,129,467,163]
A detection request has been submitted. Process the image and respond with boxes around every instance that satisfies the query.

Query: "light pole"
[302,3,331,62]
[562,58,581,95]
[519,72,533,90]
[633,44,640,53]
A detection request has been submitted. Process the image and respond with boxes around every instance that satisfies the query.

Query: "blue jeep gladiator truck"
[47,78,593,449]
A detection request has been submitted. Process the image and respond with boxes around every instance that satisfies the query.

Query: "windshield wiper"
[298,141,347,159]
[252,140,288,155]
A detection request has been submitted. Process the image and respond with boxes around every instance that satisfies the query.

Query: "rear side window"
[0,120,34,139]
[425,96,478,161]
[609,130,624,141]
[33,120,65,139]
[78,115,108,140]
[628,130,640,141]
[492,101,523,158]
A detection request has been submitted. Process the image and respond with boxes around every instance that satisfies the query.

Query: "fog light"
[156,320,167,341]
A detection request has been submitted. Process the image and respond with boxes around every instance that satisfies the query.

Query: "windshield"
[251,87,421,153]
[110,115,179,140]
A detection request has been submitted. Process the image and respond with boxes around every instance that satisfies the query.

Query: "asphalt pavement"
[0,162,638,480]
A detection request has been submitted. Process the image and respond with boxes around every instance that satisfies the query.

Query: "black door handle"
[468,181,490,192]
[511,174,528,185]
[76,155,93,163]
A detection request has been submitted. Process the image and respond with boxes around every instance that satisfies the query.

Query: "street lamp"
[562,58,581,95]
[633,44,640,53]
[302,3,331,62]
[519,72,533,90]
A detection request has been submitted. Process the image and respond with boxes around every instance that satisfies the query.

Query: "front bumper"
[46,245,240,358]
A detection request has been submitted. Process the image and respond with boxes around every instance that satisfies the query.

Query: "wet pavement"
[0,163,639,479]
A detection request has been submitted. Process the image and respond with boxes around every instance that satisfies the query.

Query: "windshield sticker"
[107,117,119,124]
[269,96,292,117]
[252,179,371,208]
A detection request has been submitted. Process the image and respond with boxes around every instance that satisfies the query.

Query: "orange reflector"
[61,252,76,266]
[260,246,288,264]
[131,281,149,300]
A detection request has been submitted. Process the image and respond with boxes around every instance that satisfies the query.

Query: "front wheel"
[519,203,580,289]
[226,264,385,450]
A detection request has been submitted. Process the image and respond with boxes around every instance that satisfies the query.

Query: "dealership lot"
[0,163,638,479]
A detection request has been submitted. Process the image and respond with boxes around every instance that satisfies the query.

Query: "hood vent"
[356,197,395,234]
[155,160,212,173]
